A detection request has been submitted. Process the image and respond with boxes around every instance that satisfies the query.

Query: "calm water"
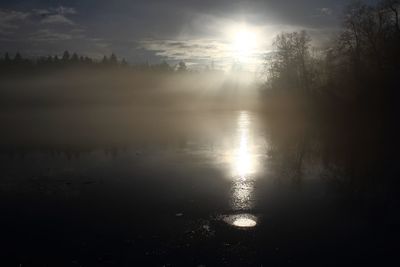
[0,109,397,266]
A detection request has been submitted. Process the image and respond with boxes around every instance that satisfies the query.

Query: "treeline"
[263,0,400,190]
[0,50,189,74]
[264,0,400,111]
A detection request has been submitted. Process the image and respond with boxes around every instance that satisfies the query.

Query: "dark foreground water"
[0,109,398,266]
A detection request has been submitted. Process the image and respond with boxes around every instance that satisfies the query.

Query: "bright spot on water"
[233,111,255,179]
[233,217,257,228]
[231,179,253,210]
[231,111,256,210]
[222,111,261,228]
[224,214,258,228]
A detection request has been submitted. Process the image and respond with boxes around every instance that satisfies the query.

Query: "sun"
[223,23,261,68]
[232,27,257,61]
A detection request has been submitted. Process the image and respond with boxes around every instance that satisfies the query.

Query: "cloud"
[0,6,78,37]
[0,6,82,44]
[29,27,88,42]
[0,9,30,33]
[0,9,29,24]
[41,14,75,25]
[54,6,77,15]
[139,38,267,71]
[33,6,77,25]
[33,6,77,16]
[140,39,230,61]
[29,29,73,42]
[313,7,333,17]
[319,8,333,16]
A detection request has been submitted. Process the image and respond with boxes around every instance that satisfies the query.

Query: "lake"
[0,108,397,266]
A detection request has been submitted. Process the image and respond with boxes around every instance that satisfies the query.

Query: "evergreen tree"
[62,51,70,62]
[102,55,109,64]
[71,53,79,63]
[84,56,92,64]
[53,55,60,64]
[4,52,11,63]
[109,53,118,65]
[14,52,22,63]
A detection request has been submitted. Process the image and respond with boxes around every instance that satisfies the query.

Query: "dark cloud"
[32,6,77,25]
[0,9,30,33]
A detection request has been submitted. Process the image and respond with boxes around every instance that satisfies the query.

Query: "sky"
[0,0,365,71]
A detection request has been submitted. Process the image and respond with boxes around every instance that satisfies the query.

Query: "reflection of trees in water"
[0,146,126,160]
[318,114,387,194]
[266,115,309,185]
[265,113,390,194]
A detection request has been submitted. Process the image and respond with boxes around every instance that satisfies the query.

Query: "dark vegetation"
[262,0,400,197]
[0,51,188,75]
[264,0,399,112]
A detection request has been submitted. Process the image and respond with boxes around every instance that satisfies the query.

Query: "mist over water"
[1,76,396,265]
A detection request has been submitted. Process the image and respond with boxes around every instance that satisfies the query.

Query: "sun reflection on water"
[233,111,256,179]
[231,111,256,209]
[224,213,258,228]
[233,216,257,228]
[226,111,260,228]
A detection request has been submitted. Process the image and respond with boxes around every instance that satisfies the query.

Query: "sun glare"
[232,27,258,61]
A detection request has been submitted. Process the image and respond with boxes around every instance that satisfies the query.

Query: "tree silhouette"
[4,52,11,62]
[101,55,109,65]
[109,53,118,65]
[71,53,79,63]
[121,58,128,66]
[14,52,22,63]
[267,31,311,93]
[177,61,187,72]
[62,51,70,62]
[263,0,400,115]
[54,55,60,64]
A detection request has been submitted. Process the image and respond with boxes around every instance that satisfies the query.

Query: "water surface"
[0,108,397,266]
